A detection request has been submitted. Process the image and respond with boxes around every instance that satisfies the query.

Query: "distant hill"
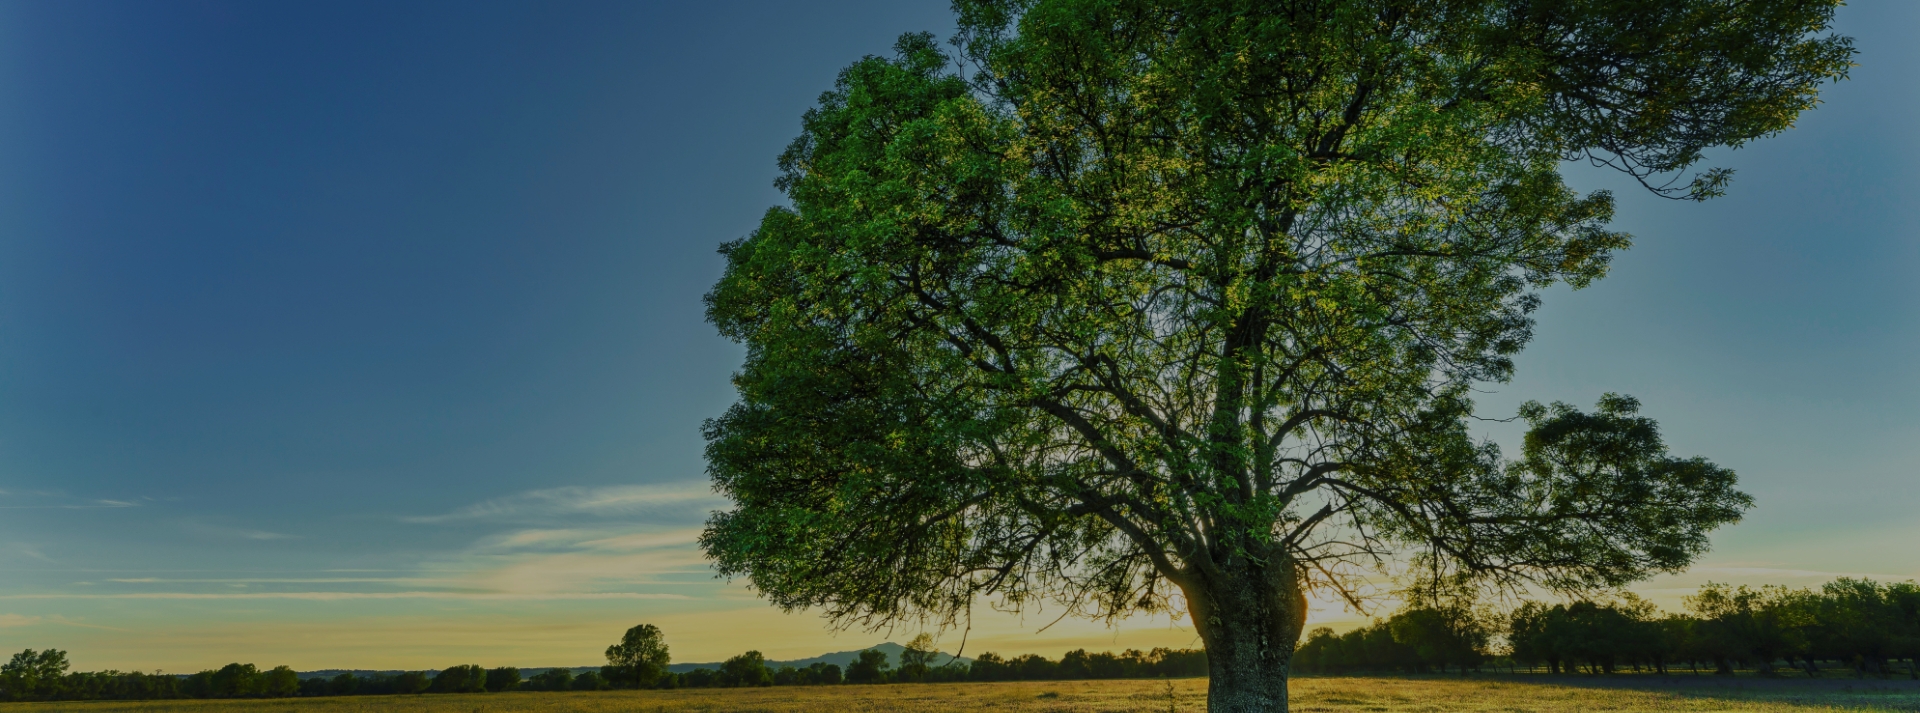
[669,642,970,673]
[296,642,972,679]
[294,669,420,680]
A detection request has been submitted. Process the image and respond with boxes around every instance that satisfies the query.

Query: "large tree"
[700,1,1849,710]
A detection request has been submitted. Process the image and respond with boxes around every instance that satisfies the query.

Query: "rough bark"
[1181,551,1308,713]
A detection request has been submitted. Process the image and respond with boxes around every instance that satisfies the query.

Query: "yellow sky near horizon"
[10,550,1914,674]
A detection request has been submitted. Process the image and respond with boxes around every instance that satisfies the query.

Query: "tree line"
[0,626,1204,702]
[1295,578,1920,679]
[13,576,1906,702]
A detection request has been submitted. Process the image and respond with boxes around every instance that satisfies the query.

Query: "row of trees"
[559,643,1205,689]
[0,630,1206,702]
[1296,579,1920,679]
[25,575,1906,704]
[0,655,540,701]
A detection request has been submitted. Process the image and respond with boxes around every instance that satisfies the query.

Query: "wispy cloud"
[407,525,716,597]
[13,544,53,562]
[0,592,690,601]
[481,527,701,553]
[576,529,703,552]
[0,489,144,509]
[0,500,141,510]
[403,482,724,524]
[0,614,41,628]
[105,577,429,584]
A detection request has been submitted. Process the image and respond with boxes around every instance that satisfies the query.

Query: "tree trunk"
[1182,554,1308,713]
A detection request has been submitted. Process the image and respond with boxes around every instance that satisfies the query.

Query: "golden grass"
[9,676,1920,712]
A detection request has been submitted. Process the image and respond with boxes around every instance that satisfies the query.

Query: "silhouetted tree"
[897,634,938,682]
[258,666,299,697]
[604,623,671,689]
[817,662,844,685]
[1688,584,1806,676]
[430,665,487,693]
[1387,606,1488,673]
[845,649,889,684]
[485,666,521,692]
[209,663,258,698]
[0,649,70,700]
[721,651,772,687]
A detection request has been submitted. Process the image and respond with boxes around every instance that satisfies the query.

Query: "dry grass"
[9,676,1920,712]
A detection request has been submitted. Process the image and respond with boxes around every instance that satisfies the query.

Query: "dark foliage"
[1294,579,1920,679]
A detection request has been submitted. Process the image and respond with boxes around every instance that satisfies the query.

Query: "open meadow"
[7,677,1920,713]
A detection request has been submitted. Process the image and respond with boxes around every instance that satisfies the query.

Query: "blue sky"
[0,0,1913,672]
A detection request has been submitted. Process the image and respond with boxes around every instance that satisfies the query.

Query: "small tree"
[209,663,258,698]
[1387,605,1488,673]
[721,651,772,687]
[604,623,671,689]
[0,649,69,700]
[430,665,487,693]
[817,662,844,685]
[844,649,889,684]
[898,634,939,682]
[485,666,521,692]
[259,666,300,697]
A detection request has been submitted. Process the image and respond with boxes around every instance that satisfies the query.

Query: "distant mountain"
[667,641,970,673]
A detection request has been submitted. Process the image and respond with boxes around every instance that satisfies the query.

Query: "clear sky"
[0,0,1913,674]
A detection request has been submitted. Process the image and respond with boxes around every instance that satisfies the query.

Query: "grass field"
[9,676,1920,712]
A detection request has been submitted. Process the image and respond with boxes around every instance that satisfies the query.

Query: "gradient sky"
[0,0,1913,674]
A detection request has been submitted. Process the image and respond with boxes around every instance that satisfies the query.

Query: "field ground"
[9,676,1920,712]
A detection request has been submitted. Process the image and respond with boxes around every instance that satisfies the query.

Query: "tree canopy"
[701,1,1849,710]
[604,623,671,688]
